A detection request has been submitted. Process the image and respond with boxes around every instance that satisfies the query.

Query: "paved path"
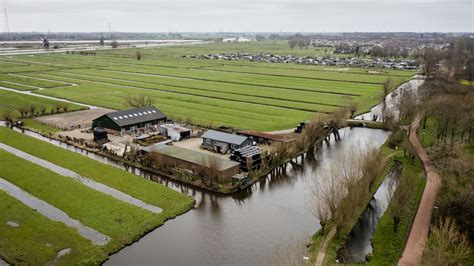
[398,114,440,266]
[314,227,336,266]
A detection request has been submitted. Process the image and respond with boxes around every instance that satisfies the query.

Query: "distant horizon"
[1,0,472,33]
[1,31,472,34]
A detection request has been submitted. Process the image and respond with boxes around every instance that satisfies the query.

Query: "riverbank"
[398,114,441,265]
[310,135,403,265]
[368,155,425,265]
[0,127,195,265]
[104,127,390,265]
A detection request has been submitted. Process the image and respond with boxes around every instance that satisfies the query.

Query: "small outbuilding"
[159,124,191,141]
[201,130,252,154]
[238,130,295,145]
[92,106,167,135]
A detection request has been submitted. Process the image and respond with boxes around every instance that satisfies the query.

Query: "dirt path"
[315,227,336,266]
[398,114,440,266]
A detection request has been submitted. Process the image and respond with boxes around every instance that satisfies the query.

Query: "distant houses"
[201,130,253,154]
[92,106,167,135]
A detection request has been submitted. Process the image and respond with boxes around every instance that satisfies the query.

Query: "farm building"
[201,130,253,154]
[144,144,240,180]
[159,124,191,141]
[92,106,167,135]
[238,130,295,145]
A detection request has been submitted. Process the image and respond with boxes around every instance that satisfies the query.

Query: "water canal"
[337,162,402,263]
[1,124,390,265]
[104,127,389,265]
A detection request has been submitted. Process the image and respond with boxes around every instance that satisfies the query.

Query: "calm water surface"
[105,127,389,266]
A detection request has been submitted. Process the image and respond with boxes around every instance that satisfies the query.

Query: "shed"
[201,130,252,154]
[92,106,167,135]
[238,130,295,145]
[159,124,191,141]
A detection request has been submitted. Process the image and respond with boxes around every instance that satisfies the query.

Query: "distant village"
[184,53,418,70]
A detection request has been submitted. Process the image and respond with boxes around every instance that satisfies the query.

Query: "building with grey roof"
[144,144,240,180]
[201,130,252,154]
[92,106,167,135]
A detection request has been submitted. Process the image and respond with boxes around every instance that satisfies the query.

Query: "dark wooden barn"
[92,106,167,135]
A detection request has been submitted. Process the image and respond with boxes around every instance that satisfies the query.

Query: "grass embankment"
[0,150,161,264]
[310,140,403,264]
[368,156,425,264]
[0,89,85,118]
[0,127,194,216]
[22,118,62,134]
[0,127,195,264]
[0,191,103,265]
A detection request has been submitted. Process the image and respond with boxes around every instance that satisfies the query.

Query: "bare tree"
[310,168,345,233]
[419,48,441,78]
[2,111,14,128]
[381,78,395,122]
[388,173,414,233]
[17,106,28,117]
[422,217,471,265]
[111,40,119,48]
[40,105,47,116]
[126,94,155,108]
[310,146,383,235]
[29,105,37,117]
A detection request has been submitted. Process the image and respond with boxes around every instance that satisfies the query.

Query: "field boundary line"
[55,70,347,108]
[0,177,111,246]
[0,143,163,214]
[104,69,363,97]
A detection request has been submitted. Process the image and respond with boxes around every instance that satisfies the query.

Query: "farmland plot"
[0,43,415,130]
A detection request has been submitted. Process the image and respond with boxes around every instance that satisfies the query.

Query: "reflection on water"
[105,128,389,266]
[0,178,110,245]
[3,125,390,265]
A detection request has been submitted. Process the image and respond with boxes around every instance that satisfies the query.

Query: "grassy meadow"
[0,89,85,118]
[0,41,416,130]
[0,127,195,264]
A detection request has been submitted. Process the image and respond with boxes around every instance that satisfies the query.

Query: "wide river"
[105,127,389,266]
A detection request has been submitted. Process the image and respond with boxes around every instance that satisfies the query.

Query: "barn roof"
[98,106,166,127]
[201,130,248,145]
[149,144,240,171]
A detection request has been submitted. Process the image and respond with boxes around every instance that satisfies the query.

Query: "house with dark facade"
[92,106,167,135]
[201,130,253,154]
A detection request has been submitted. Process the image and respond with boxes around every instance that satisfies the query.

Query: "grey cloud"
[2,0,472,32]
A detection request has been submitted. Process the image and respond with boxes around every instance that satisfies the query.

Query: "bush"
[387,129,404,149]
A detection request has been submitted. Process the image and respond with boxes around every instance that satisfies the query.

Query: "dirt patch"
[57,128,127,144]
[6,221,19,227]
[35,109,113,130]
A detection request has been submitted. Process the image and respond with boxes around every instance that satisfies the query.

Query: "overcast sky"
[1,0,473,33]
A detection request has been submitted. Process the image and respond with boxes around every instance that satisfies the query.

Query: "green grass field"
[0,89,85,118]
[0,42,416,130]
[0,127,195,264]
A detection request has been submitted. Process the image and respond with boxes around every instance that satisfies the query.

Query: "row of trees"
[288,34,312,50]
[415,39,474,263]
[416,37,474,82]
[310,146,385,234]
[2,103,71,121]
[368,45,410,59]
